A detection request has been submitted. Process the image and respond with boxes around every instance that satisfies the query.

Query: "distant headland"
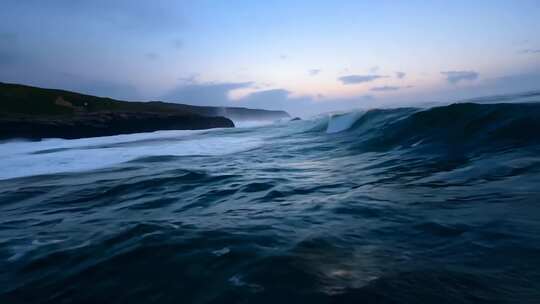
[0,82,290,140]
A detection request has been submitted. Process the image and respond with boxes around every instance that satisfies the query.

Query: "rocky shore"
[0,112,234,140]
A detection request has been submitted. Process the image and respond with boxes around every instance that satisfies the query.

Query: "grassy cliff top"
[0,82,290,120]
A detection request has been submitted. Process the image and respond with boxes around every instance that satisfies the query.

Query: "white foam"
[212,247,230,256]
[231,120,276,128]
[0,129,263,180]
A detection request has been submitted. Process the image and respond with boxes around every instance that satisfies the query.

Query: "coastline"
[0,112,234,140]
[0,82,290,140]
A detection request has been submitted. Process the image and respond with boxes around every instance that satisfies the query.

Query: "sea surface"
[1,93,540,303]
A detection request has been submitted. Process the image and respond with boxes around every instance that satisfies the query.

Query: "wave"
[1,101,539,180]
[318,102,540,153]
[326,111,365,133]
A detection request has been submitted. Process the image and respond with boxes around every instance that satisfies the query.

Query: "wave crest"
[320,102,540,152]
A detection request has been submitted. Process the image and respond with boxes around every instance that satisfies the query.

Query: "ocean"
[1,94,540,303]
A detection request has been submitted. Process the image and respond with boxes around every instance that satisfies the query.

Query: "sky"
[1,0,540,116]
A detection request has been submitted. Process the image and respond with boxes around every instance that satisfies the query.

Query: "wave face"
[326,111,365,133]
[2,98,540,303]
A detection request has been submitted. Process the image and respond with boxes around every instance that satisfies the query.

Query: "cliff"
[0,112,234,140]
[0,82,289,140]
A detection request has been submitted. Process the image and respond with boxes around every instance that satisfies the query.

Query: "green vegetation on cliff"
[0,82,290,120]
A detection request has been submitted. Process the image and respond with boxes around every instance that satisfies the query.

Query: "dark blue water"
[1,99,540,303]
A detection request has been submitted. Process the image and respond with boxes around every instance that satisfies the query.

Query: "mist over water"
[2,96,540,303]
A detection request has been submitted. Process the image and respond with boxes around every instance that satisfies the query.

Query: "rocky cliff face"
[0,112,234,140]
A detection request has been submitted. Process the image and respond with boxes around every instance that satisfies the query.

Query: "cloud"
[145,52,159,60]
[459,72,540,98]
[370,86,401,92]
[239,89,293,110]
[164,83,305,113]
[279,54,288,60]
[237,89,377,116]
[308,69,321,76]
[395,71,406,79]
[441,71,479,84]
[24,71,537,118]
[369,66,380,73]
[161,80,379,117]
[162,81,252,106]
[338,74,385,85]
[520,49,540,54]
[172,38,183,49]
[370,85,413,92]
[408,72,540,105]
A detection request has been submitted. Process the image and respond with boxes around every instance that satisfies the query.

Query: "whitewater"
[1,97,540,303]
